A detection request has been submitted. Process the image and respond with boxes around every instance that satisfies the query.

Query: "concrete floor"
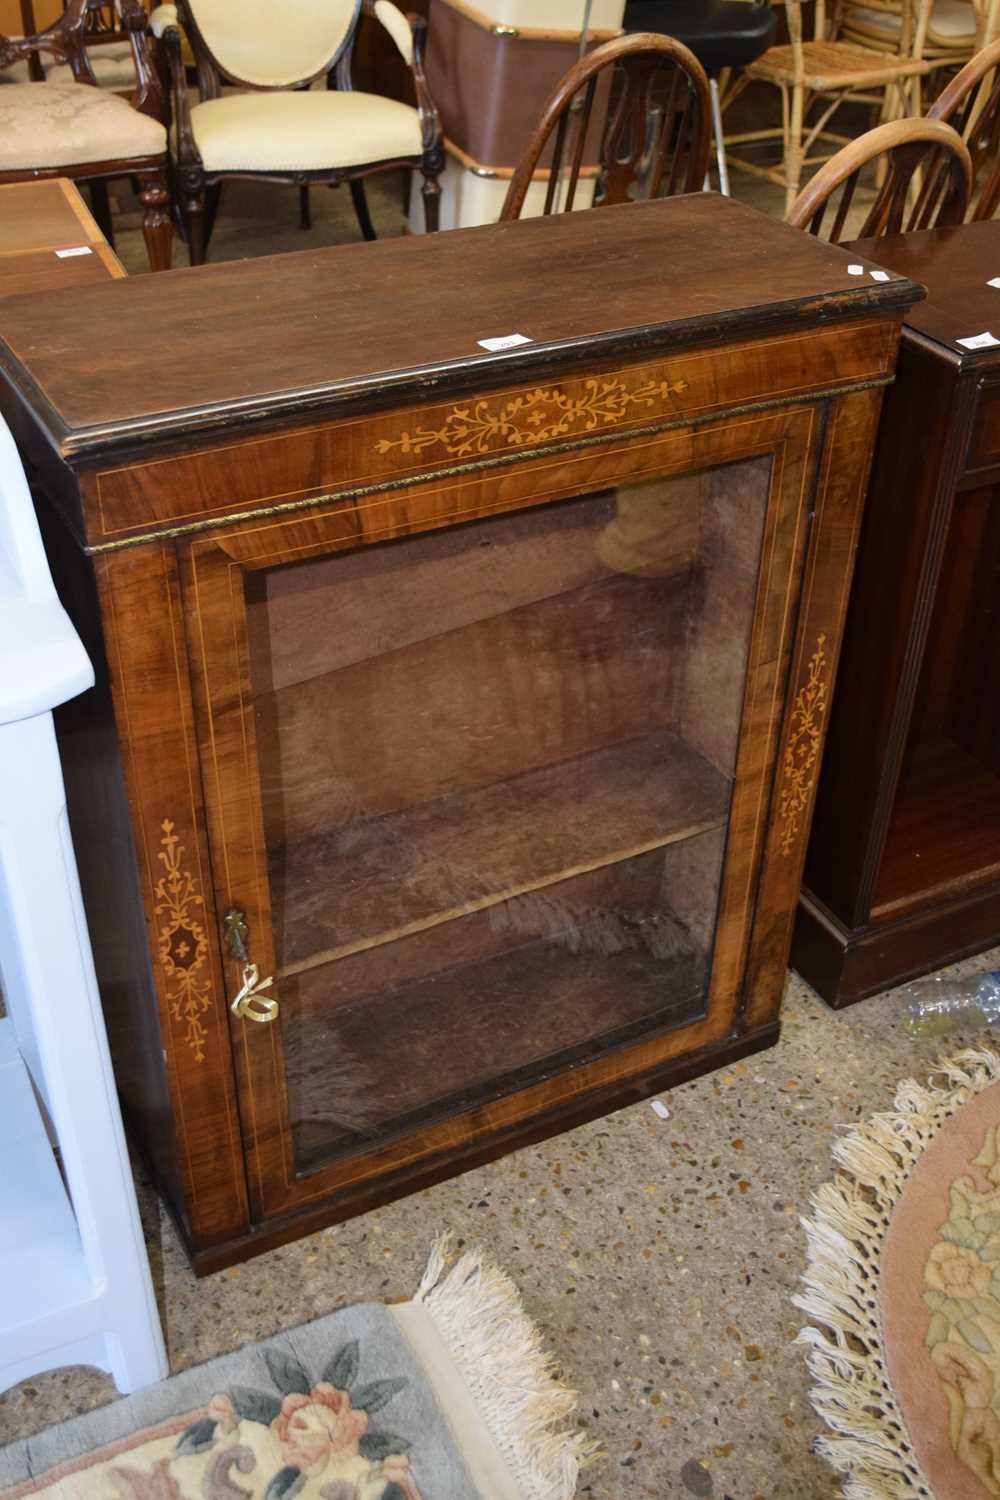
[0,163,970,1497]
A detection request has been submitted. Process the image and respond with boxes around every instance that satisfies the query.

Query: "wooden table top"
[0,192,919,464]
[0,180,124,300]
[851,219,1000,365]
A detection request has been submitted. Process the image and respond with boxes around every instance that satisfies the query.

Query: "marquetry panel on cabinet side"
[94,541,251,1247]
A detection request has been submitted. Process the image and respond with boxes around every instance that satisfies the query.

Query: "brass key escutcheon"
[223,907,279,1024]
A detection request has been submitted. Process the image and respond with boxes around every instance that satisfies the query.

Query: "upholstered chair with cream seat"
[150,0,444,264]
[0,0,172,269]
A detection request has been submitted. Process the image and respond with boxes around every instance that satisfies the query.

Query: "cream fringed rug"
[0,1239,596,1500]
[797,1048,1000,1500]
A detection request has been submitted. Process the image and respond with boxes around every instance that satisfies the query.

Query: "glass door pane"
[245,460,769,1174]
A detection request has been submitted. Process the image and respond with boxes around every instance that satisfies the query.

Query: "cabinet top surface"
[1,193,917,463]
[850,220,1000,365]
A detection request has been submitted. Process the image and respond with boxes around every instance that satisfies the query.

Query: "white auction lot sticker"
[477,333,534,352]
[957,331,1000,350]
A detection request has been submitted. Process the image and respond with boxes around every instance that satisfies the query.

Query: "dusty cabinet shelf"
[0,193,919,1269]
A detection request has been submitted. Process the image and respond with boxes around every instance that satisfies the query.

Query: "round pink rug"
[797,1049,1000,1499]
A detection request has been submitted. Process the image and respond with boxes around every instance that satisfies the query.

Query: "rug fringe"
[795,1046,1000,1500]
[414,1234,599,1500]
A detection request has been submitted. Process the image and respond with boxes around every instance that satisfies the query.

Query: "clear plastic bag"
[900,970,1000,1036]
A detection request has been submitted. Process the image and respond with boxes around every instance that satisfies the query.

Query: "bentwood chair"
[0,0,171,269]
[150,0,444,264]
[929,37,1000,216]
[622,0,777,194]
[786,115,972,237]
[730,0,934,212]
[499,32,711,222]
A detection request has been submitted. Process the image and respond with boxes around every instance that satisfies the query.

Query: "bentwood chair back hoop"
[0,0,171,269]
[499,33,711,222]
[786,115,972,238]
[730,0,934,212]
[149,0,444,264]
[621,0,778,195]
[929,37,1000,217]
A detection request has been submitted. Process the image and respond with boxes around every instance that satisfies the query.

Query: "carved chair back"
[3,0,161,113]
[785,117,972,240]
[499,32,711,222]
[929,38,1000,219]
[180,0,361,91]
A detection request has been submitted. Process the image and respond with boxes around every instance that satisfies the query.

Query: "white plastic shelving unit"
[0,415,166,1396]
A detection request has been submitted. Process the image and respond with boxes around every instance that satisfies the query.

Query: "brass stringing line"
[84,377,893,555]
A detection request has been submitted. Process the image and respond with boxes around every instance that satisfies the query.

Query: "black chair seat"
[623,0,777,74]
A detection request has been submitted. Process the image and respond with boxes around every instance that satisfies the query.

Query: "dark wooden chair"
[785,115,972,239]
[929,37,1000,218]
[499,32,711,223]
[0,0,172,269]
[150,0,443,265]
[13,0,144,88]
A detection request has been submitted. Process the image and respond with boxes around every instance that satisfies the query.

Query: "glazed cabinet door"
[181,396,859,1222]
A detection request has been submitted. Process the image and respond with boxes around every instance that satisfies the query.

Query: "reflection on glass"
[245,461,770,1172]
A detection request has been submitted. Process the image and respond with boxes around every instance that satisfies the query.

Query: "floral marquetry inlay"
[374,374,689,460]
[778,634,829,857]
[154,818,212,1063]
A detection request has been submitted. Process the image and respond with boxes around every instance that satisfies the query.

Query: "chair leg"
[421,168,442,234]
[203,182,222,253]
[785,82,806,215]
[299,184,311,230]
[349,179,377,241]
[88,180,115,247]
[180,166,207,266]
[136,167,172,272]
[709,77,731,196]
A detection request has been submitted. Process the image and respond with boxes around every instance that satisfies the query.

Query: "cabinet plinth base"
[153,1022,779,1275]
[793,885,1000,1010]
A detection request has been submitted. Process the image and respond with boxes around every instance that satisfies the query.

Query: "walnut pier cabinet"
[0,196,918,1270]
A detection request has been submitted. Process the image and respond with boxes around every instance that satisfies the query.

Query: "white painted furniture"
[0,414,166,1397]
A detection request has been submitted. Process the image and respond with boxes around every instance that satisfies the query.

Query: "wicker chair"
[728,0,934,212]
[786,114,972,237]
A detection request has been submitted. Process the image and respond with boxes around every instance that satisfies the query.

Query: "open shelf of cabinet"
[273,728,730,976]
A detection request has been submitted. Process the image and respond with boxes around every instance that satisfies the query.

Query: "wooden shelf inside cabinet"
[288,913,709,1174]
[272,730,730,977]
[873,738,1000,917]
[795,219,1000,1009]
[0,192,919,1267]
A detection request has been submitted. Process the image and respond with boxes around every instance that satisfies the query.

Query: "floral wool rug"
[0,1239,595,1500]
[797,1048,1000,1500]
